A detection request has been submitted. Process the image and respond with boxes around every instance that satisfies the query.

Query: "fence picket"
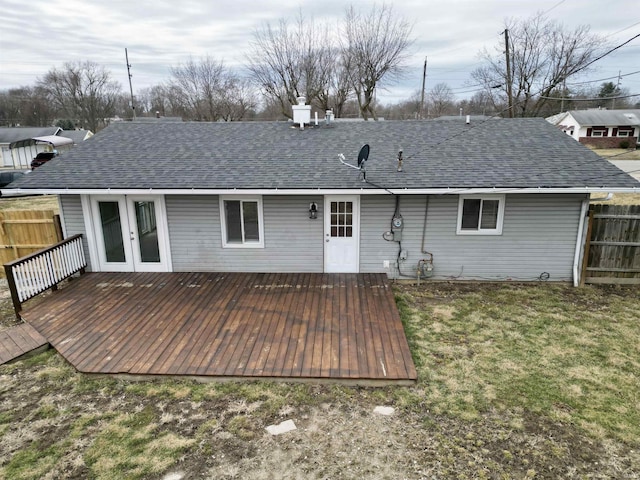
[585,204,640,285]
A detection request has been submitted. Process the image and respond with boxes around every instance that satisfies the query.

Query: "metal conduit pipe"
[421,194,429,254]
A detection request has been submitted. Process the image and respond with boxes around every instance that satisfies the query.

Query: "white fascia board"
[2,186,639,196]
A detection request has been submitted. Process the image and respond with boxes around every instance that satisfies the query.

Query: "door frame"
[82,194,172,272]
[323,195,360,273]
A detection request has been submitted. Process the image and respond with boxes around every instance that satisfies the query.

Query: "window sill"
[222,242,265,249]
[456,229,503,236]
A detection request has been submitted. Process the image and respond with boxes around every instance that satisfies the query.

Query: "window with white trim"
[457,195,505,235]
[590,128,607,137]
[219,196,264,247]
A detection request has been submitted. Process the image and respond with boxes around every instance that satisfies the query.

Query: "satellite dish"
[357,144,370,169]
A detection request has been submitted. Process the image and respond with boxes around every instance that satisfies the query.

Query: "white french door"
[90,195,170,272]
[324,195,360,273]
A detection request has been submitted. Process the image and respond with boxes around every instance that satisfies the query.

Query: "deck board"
[20,272,417,383]
[0,323,48,364]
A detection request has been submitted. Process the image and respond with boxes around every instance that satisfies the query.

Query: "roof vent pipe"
[325,109,334,125]
[466,115,470,125]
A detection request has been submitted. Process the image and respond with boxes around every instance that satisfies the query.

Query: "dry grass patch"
[84,408,195,480]
[396,283,640,444]
[591,147,640,160]
[1,283,640,478]
[597,193,640,205]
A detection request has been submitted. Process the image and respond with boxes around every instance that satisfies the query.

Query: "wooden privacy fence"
[0,210,63,278]
[582,204,640,285]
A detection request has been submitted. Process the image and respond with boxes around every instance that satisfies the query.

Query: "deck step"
[0,323,48,365]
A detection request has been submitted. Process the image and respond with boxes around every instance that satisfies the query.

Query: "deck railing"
[4,234,86,318]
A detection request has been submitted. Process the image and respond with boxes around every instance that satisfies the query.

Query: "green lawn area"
[1,282,639,479]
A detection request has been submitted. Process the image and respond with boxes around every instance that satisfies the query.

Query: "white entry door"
[90,195,170,272]
[324,195,360,273]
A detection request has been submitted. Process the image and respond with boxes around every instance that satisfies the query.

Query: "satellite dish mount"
[339,144,370,181]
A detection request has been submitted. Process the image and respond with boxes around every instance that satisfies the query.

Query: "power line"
[539,92,640,101]
[566,70,640,87]
[605,20,640,38]
[371,30,640,198]
[571,33,640,77]
[404,32,640,162]
[538,0,566,17]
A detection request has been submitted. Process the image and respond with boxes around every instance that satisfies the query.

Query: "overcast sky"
[1,0,638,104]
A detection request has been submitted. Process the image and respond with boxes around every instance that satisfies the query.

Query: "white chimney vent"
[292,96,311,130]
[325,109,334,125]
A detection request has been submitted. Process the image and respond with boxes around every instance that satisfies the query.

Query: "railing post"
[3,234,86,316]
[4,263,23,320]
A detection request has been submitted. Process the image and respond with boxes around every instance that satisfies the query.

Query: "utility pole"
[420,57,427,119]
[612,70,621,110]
[504,29,513,118]
[125,48,136,120]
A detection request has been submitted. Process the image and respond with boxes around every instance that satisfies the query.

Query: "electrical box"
[392,214,403,241]
[399,250,408,260]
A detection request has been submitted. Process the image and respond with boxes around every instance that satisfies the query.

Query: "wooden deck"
[20,272,417,384]
[0,323,48,365]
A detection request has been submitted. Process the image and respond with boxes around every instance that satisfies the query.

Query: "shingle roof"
[568,109,640,126]
[0,127,61,144]
[9,118,639,190]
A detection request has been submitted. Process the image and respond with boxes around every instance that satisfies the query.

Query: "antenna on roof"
[339,144,370,181]
[125,48,136,120]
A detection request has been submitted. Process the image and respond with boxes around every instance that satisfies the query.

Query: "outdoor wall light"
[309,202,318,219]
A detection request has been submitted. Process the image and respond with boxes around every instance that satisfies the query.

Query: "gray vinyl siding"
[67,192,585,280]
[59,194,93,271]
[166,195,324,272]
[360,194,586,282]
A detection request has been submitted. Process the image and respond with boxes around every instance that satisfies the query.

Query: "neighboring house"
[0,128,93,169]
[547,109,640,148]
[0,127,61,168]
[4,116,639,286]
[59,129,94,144]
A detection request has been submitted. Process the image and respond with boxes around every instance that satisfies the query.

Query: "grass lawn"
[1,282,639,479]
[591,148,640,160]
[591,148,640,206]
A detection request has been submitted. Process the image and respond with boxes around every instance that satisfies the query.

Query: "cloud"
[1,0,638,104]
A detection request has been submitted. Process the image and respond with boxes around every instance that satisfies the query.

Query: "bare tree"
[169,56,227,121]
[341,4,413,120]
[247,14,334,118]
[38,61,121,131]
[218,75,258,121]
[136,85,175,117]
[377,90,421,120]
[471,15,605,117]
[167,57,256,122]
[0,86,56,127]
[321,60,353,118]
[428,83,455,118]
[457,90,499,116]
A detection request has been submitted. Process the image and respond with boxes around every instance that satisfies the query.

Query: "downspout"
[421,195,429,253]
[572,198,589,287]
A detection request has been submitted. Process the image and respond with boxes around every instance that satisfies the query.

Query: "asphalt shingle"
[9,118,640,191]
